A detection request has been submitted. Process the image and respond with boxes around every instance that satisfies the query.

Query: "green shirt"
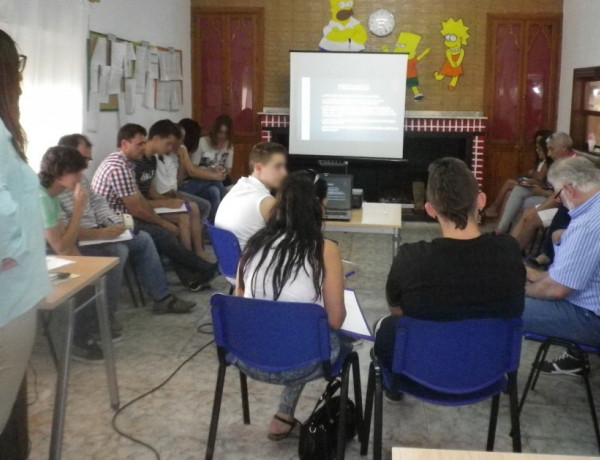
[39,186,61,230]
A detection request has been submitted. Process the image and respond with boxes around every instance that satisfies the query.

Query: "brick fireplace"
[260,111,487,189]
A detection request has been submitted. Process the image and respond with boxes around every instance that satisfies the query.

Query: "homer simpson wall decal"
[319,0,368,52]
[433,18,470,91]
[382,32,431,101]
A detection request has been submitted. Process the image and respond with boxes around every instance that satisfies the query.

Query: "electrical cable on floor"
[111,335,215,460]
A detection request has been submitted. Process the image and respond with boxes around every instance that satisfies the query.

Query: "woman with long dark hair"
[235,171,347,440]
[0,29,51,430]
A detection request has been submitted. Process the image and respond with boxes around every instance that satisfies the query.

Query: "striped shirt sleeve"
[549,223,600,290]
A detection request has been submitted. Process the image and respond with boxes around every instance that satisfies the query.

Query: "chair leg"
[373,366,383,460]
[205,363,227,460]
[336,362,351,460]
[531,343,551,391]
[123,269,140,309]
[519,342,547,413]
[350,353,364,445]
[486,394,500,451]
[508,373,522,453]
[239,371,250,425]
[582,364,600,452]
[360,363,375,456]
[39,312,60,371]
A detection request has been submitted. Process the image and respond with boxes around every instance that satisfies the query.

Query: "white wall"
[557,0,600,132]
[86,0,192,174]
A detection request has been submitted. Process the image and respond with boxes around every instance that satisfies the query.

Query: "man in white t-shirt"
[215,142,287,249]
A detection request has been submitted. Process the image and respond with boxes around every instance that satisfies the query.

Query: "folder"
[340,289,374,341]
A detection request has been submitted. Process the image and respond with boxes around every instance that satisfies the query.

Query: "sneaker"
[152,295,196,315]
[384,390,404,404]
[414,93,424,101]
[188,280,212,292]
[538,351,585,376]
[72,337,104,364]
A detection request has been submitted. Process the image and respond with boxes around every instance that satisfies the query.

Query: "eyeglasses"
[18,55,27,73]
[553,186,564,200]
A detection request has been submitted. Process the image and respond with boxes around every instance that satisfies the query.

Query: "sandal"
[267,415,301,441]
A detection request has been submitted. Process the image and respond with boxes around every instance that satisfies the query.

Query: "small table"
[325,203,403,255]
[392,447,598,460]
[39,256,120,460]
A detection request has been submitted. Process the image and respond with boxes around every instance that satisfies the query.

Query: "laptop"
[324,174,353,221]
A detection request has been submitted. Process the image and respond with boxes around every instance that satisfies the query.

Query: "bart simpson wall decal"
[382,32,431,101]
[433,18,470,91]
[319,0,368,52]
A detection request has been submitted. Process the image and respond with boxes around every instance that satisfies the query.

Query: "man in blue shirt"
[524,157,600,375]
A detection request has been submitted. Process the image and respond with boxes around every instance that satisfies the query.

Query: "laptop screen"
[325,174,353,211]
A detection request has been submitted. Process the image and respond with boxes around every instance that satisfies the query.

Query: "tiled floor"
[27,223,600,459]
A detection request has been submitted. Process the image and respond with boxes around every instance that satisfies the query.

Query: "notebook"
[324,174,353,221]
[79,229,134,247]
[340,289,374,341]
[154,203,189,214]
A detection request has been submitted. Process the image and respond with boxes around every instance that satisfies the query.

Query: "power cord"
[111,335,215,459]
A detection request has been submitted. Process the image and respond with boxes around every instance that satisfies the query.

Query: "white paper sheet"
[110,41,126,69]
[107,67,123,95]
[124,42,136,77]
[154,204,188,214]
[170,81,182,111]
[89,64,100,93]
[144,73,155,108]
[124,79,136,115]
[79,230,133,247]
[148,50,159,79]
[46,256,75,272]
[87,91,100,132]
[156,81,171,110]
[98,65,111,103]
[91,37,107,66]
[134,45,148,94]
[172,52,183,80]
[340,290,374,341]
[159,51,171,81]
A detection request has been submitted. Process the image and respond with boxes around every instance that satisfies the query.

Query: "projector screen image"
[289,51,408,160]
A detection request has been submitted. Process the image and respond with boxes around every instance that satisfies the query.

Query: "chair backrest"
[206,223,242,280]
[210,294,333,375]
[391,316,523,394]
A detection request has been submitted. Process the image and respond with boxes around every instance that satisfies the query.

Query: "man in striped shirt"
[58,134,195,318]
[524,157,600,375]
[92,124,218,294]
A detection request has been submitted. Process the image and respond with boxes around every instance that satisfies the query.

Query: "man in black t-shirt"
[375,158,526,375]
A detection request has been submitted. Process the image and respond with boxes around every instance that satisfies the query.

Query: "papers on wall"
[79,229,133,247]
[46,256,75,272]
[157,81,183,111]
[144,73,155,108]
[117,92,127,126]
[159,50,183,81]
[124,42,136,78]
[107,67,123,95]
[340,290,374,341]
[124,79,136,115]
[134,45,148,94]
[154,204,188,214]
[89,37,107,93]
[110,40,126,69]
[148,50,160,80]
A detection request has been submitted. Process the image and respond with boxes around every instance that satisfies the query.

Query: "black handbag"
[298,379,357,460]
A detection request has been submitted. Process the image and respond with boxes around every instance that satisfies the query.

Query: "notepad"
[340,289,374,341]
[154,203,189,214]
[79,229,133,247]
[46,256,75,272]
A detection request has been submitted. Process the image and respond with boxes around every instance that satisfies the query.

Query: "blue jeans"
[177,191,211,223]
[180,179,226,223]
[76,231,171,336]
[523,297,600,348]
[232,332,349,416]
[134,220,216,285]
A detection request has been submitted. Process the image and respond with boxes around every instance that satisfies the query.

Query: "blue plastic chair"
[519,332,600,451]
[205,294,363,460]
[361,316,523,459]
[206,223,242,293]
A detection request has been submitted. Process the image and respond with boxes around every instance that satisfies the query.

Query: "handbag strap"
[307,379,341,418]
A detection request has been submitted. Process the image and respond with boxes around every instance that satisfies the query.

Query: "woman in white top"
[178,117,230,222]
[235,171,348,441]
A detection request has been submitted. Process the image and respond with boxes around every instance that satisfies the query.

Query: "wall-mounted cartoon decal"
[433,18,470,91]
[319,0,368,52]
[383,32,431,101]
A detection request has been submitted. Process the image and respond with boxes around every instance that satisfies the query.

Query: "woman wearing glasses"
[0,30,51,430]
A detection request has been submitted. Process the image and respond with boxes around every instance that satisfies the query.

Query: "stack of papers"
[79,229,134,247]
[46,256,74,272]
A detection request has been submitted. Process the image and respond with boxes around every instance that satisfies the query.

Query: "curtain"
[0,0,89,171]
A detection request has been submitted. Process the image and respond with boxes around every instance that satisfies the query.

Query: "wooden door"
[484,15,562,198]
[192,8,264,181]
